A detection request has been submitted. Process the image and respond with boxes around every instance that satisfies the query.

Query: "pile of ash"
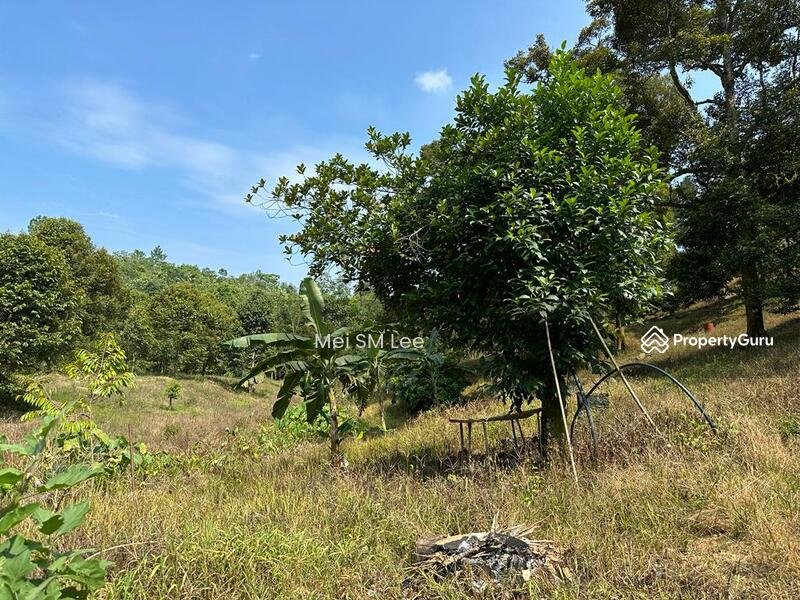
[409,525,569,593]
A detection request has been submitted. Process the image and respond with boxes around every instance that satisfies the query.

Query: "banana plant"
[226,277,367,467]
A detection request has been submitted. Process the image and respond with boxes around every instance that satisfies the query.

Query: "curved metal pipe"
[570,362,716,446]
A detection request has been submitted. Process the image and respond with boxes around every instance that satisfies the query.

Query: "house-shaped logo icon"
[640,326,669,354]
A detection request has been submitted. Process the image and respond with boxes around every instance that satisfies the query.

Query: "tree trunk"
[615,312,627,351]
[328,389,344,468]
[719,14,767,340]
[539,379,567,460]
[378,391,387,431]
[742,261,767,338]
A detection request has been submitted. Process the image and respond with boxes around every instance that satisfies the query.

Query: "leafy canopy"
[0,233,80,381]
[29,216,129,338]
[252,52,670,416]
[547,0,800,333]
[0,413,110,597]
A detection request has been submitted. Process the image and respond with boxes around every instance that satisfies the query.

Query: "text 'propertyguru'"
[672,333,773,349]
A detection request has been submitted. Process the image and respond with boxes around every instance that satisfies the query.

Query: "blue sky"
[0,1,590,283]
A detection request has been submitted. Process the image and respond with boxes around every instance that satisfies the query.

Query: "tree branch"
[667,166,704,181]
[668,62,698,112]
[654,201,692,209]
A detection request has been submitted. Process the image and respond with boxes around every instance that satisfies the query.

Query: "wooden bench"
[449,408,542,455]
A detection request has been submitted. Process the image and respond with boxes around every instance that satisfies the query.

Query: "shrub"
[275,403,365,443]
[779,416,800,441]
[0,414,110,596]
[388,353,469,414]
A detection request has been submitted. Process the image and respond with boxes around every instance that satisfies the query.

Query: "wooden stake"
[544,319,579,485]
[127,424,135,487]
[588,316,660,433]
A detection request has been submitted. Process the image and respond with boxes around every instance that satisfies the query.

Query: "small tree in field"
[165,381,182,410]
[249,52,670,453]
[226,278,366,467]
[64,332,136,405]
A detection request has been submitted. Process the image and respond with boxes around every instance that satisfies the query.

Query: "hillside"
[1,300,799,598]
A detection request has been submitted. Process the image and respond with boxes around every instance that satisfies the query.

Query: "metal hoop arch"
[570,362,717,448]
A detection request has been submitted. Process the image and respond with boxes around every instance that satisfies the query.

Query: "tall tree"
[0,234,80,385]
[249,53,670,449]
[511,1,800,336]
[28,217,129,337]
[145,283,240,375]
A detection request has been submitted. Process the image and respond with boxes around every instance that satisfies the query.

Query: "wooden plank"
[448,408,541,424]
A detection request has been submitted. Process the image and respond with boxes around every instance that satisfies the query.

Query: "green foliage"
[22,334,135,464]
[111,246,382,376]
[387,363,467,414]
[671,70,800,317]
[275,404,365,443]
[314,274,384,330]
[779,416,800,442]
[29,216,129,338]
[342,334,421,430]
[19,379,158,479]
[227,277,369,465]
[385,332,470,414]
[19,380,102,449]
[64,332,135,405]
[0,233,80,382]
[255,53,670,445]
[165,381,182,409]
[139,283,240,375]
[563,0,800,336]
[0,414,110,597]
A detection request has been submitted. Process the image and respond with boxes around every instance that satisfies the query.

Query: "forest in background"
[0,216,382,396]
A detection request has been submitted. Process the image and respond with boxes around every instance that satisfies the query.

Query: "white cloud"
[248,52,262,61]
[414,69,452,93]
[0,79,370,219]
[57,81,239,176]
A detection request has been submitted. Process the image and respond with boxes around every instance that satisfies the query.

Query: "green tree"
[0,233,80,386]
[507,36,699,170]
[514,0,800,336]
[250,53,670,449]
[28,217,129,337]
[63,332,135,405]
[147,283,240,374]
[119,300,158,372]
[21,333,135,450]
[165,380,182,409]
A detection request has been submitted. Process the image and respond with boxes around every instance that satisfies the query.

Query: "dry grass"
[0,375,280,454]
[2,300,800,598]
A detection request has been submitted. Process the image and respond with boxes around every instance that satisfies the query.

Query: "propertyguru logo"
[640,326,774,354]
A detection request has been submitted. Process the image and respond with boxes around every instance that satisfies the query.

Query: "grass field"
[2,300,799,599]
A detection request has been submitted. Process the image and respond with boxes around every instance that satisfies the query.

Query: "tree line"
[0,216,381,400]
